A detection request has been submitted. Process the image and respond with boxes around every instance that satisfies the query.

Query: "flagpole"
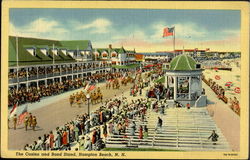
[16,35,19,91]
[173,26,175,57]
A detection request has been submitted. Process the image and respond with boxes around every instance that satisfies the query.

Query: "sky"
[9,9,240,52]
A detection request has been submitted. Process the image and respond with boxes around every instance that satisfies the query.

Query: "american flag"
[163,27,174,37]
[17,104,28,125]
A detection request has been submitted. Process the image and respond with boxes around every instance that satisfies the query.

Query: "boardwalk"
[204,82,240,151]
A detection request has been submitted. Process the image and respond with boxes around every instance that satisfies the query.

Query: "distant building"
[93,44,137,66]
[137,52,174,63]
[174,49,206,58]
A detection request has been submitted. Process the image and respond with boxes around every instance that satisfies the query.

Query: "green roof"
[118,47,126,54]
[95,47,126,54]
[36,49,52,61]
[169,54,197,70]
[96,48,109,53]
[8,36,86,67]
[60,40,90,50]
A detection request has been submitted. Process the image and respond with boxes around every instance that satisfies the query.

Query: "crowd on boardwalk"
[202,75,240,116]
[8,71,129,107]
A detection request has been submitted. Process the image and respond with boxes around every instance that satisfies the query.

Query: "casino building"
[8,36,138,89]
[163,54,207,107]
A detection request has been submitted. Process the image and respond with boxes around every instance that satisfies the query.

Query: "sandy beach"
[203,58,241,101]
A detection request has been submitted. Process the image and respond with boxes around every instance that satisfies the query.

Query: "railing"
[54,72,60,76]
[19,77,27,82]
[9,78,17,83]
[67,70,72,74]
[47,73,53,78]
[28,76,37,81]
[8,66,112,84]
[38,74,46,79]
[176,93,189,99]
[61,71,67,75]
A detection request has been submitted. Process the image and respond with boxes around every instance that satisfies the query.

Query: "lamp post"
[86,93,90,115]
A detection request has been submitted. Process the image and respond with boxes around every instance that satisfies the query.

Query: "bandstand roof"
[170,54,197,71]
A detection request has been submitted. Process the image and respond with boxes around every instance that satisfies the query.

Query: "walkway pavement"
[8,81,133,150]
[204,82,240,151]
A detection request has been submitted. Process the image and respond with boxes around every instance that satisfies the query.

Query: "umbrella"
[215,75,221,80]
[225,82,233,87]
[234,87,240,93]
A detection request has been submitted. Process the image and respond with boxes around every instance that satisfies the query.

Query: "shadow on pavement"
[207,99,215,104]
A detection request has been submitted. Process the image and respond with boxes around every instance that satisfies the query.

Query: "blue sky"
[9,9,240,51]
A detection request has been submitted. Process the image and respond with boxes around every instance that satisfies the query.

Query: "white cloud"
[9,18,68,39]
[222,29,240,35]
[76,18,112,34]
[111,29,148,41]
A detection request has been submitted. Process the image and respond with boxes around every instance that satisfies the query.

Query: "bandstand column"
[189,76,191,100]
[174,76,177,100]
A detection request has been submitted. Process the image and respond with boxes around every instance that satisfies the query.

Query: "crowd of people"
[202,75,240,116]
[23,92,159,151]
[228,97,240,116]
[9,112,38,131]
[9,63,112,80]
[8,71,134,107]
[22,71,157,151]
[14,68,222,151]
[202,75,226,101]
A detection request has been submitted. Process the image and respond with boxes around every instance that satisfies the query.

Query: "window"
[111,52,117,57]
[61,49,67,56]
[52,48,58,56]
[26,48,36,56]
[40,48,48,56]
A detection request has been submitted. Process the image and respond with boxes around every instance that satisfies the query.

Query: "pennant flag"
[84,83,90,92]
[163,27,174,37]
[88,85,96,91]
[17,104,29,125]
[9,103,18,119]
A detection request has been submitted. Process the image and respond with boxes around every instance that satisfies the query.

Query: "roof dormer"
[51,48,58,56]
[60,49,67,56]
[26,47,36,56]
[40,48,49,56]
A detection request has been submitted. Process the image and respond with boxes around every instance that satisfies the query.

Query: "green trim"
[154,76,165,83]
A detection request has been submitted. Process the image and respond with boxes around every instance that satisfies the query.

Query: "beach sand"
[203,58,241,101]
